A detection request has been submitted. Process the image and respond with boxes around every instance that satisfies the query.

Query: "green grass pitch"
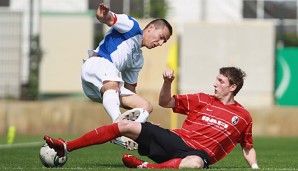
[0,135,297,170]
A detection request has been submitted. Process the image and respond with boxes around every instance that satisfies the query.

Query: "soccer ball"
[39,143,68,168]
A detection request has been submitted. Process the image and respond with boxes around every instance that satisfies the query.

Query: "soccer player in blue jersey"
[81,3,172,149]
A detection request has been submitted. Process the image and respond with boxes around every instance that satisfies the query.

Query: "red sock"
[67,123,120,151]
[146,158,182,169]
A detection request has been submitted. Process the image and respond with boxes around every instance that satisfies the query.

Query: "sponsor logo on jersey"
[231,116,239,125]
[202,116,228,129]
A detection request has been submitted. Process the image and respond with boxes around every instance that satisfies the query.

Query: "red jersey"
[172,93,253,164]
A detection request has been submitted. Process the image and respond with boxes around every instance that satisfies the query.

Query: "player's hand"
[97,3,110,18]
[162,69,175,83]
[96,3,114,26]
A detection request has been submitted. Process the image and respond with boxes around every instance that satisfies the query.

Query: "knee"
[145,102,153,113]
[118,120,134,132]
[179,155,205,169]
[133,99,153,113]
[141,100,153,113]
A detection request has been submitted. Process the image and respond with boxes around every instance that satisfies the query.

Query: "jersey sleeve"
[238,121,254,149]
[112,14,136,33]
[173,93,207,115]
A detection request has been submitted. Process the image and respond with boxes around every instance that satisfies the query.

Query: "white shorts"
[81,57,134,102]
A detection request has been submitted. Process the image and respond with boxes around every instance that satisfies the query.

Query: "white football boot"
[111,136,138,150]
[115,108,143,122]
[111,108,143,150]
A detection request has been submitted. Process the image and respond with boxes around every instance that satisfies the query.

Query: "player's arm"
[242,147,259,169]
[96,3,116,27]
[159,69,175,108]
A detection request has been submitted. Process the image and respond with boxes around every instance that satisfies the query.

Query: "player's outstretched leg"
[122,154,148,168]
[111,108,143,150]
[44,136,68,157]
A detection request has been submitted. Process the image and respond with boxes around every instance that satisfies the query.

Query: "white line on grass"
[0,141,43,149]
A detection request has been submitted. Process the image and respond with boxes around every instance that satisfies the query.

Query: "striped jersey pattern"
[89,13,144,85]
[172,93,253,164]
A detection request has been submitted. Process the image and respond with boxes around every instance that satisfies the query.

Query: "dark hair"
[145,19,172,36]
[219,67,246,96]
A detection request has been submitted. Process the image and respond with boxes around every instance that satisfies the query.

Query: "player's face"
[213,74,233,99]
[142,25,171,49]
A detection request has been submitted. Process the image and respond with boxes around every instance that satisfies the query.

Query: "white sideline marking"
[0,142,43,149]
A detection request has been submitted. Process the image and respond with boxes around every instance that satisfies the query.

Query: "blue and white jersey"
[89,13,144,86]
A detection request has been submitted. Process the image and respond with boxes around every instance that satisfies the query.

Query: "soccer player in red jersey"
[44,67,259,169]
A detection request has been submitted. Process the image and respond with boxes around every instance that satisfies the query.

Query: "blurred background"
[0,0,298,137]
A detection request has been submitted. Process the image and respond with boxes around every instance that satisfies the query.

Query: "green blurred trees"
[149,0,168,18]
[129,0,168,19]
[283,32,298,47]
[23,35,43,100]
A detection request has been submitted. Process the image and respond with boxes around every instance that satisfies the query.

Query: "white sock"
[102,89,121,122]
[135,109,149,123]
